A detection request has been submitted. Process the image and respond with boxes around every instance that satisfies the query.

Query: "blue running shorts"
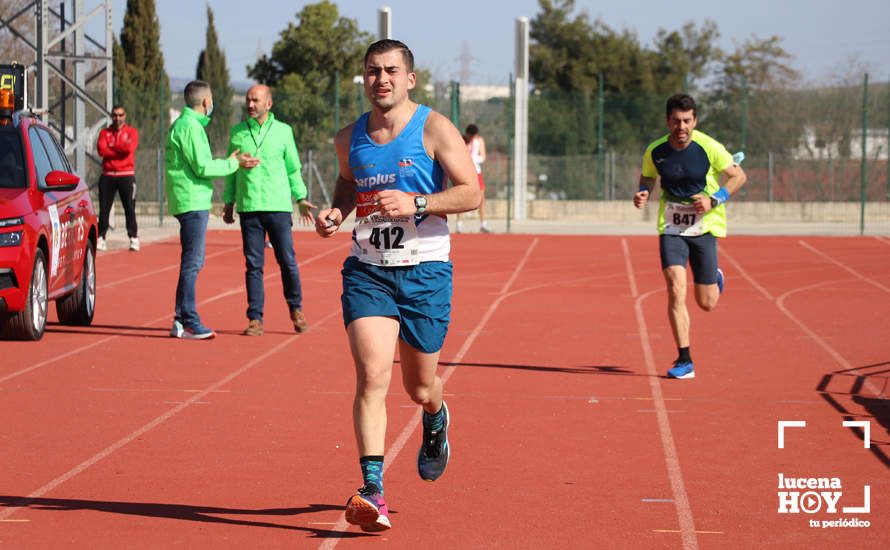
[659,233,719,285]
[341,256,453,353]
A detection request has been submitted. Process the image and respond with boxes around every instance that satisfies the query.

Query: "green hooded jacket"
[165,107,238,215]
[223,112,307,212]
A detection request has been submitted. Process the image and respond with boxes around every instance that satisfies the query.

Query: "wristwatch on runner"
[414,195,428,215]
[710,197,719,209]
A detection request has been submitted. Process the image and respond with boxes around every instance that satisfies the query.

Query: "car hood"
[0,188,34,219]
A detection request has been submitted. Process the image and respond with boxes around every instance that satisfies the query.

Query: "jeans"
[174,210,209,329]
[239,211,303,320]
[98,175,138,238]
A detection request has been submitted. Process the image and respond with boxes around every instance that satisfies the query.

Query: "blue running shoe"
[418,402,450,481]
[716,268,725,294]
[667,360,695,379]
[345,483,391,532]
[180,324,215,340]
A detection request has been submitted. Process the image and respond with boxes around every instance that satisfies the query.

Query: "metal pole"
[768,151,774,202]
[740,75,748,153]
[377,6,391,40]
[449,81,460,128]
[512,17,529,220]
[60,1,66,149]
[506,73,513,233]
[36,0,49,118]
[74,0,86,175]
[158,78,165,225]
[859,73,868,235]
[597,72,604,199]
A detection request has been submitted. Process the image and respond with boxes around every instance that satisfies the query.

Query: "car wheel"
[2,249,48,340]
[56,239,96,326]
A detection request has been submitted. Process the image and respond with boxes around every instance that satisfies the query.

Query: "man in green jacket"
[166,79,259,340]
[223,84,315,336]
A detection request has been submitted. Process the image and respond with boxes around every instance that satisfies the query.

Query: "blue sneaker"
[716,268,725,294]
[180,324,215,340]
[418,402,450,481]
[345,483,391,532]
[667,360,695,379]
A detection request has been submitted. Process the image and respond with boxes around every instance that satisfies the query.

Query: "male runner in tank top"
[634,93,746,380]
[315,39,481,532]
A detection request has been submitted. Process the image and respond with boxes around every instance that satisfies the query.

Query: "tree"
[705,35,801,155]
[196,6,233,154]
[0,0,34,63]
[248,1,372,150]
[114,0,169,143]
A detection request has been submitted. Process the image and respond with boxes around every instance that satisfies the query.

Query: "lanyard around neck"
[248,119,272,152]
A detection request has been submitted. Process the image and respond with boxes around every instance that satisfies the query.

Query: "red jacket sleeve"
[96,127,116,158]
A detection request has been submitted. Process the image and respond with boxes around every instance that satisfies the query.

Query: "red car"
[1,70,98,340]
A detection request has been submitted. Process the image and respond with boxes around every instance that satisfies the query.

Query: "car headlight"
[0,231,23,247]
[0,217,24,228]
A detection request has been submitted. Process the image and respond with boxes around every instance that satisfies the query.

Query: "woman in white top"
[457,124,489,233]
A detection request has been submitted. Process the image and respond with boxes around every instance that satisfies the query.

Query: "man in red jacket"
[96,105,140,251]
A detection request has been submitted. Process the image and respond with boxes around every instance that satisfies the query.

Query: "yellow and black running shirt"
[641,130,734,237]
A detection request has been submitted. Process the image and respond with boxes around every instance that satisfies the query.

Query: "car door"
[36,128,84,288]
[26,125,72,296]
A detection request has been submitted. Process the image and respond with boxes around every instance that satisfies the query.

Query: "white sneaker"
[170,320,184,338]
[129,237,140,251]
[97,236,107,251]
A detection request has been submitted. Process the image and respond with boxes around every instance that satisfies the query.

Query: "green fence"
[54,72,890,235]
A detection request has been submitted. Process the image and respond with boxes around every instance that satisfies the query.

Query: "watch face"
[415,196,427,208]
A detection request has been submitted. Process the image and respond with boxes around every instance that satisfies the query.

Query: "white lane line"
[0,244,347,386]
[776,281,887,399]
[622,237,699,550]
[0,309,342,521]
[318,238,540,548]
[726,245,886,399]
[799,240,890,293]
[721,248,774,301]
[98,245,240,290]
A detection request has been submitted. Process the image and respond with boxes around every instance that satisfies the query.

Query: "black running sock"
[677,347,692,363]
[360,456,384,494]
[423,405,445,431]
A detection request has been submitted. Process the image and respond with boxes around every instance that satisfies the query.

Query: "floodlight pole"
[25,0,114,176]
[512,17,529,220]
[378,6,391,40]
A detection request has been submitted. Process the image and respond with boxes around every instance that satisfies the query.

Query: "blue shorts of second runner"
[659,233,719,284]
[341,256,453,353]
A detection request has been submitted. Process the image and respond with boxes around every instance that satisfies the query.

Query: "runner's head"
[363,39,416,111]
[665,94,697,146]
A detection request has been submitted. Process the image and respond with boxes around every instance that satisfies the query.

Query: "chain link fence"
[58,73,890,235]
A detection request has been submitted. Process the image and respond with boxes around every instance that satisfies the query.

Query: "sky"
[108,0,890,86]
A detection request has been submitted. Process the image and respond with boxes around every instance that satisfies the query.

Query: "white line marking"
[0,244,347,386]
[842,420,872,448]
[623,240,698,550]
[776,281,886,399]
[318,239,540,548]
[777,420,807,448]
[799,240,890,293]
[0,309,343,521]
[621,238,638,298]
[721,248,774,301]
[98,245,240,290]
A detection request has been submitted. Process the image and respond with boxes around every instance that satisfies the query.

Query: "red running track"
[1,230,887,548]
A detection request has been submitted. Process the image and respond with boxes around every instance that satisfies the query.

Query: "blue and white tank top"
[348,105,449,265]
